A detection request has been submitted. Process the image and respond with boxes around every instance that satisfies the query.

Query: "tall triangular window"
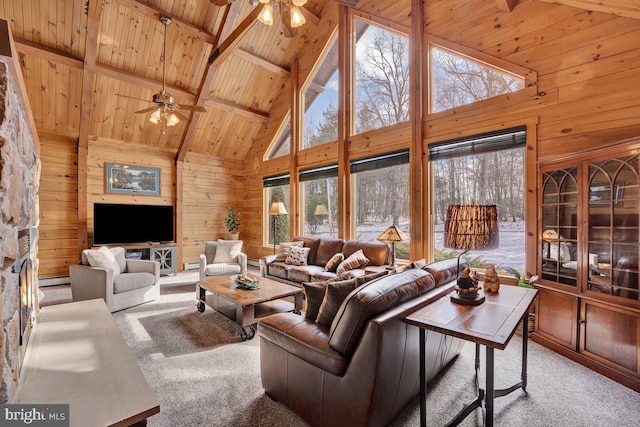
[265,115,291,160]
[430,45,525,113]
[302,34,339,149]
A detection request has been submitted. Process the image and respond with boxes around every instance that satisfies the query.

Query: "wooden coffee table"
[196,276,303,340]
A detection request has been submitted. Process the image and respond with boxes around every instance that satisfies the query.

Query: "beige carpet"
[42,276,640,426]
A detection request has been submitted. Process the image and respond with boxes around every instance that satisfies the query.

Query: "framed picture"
[106,163,161,196]
[589,184,623,205]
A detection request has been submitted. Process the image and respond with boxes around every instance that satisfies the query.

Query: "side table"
[404,285,537,427]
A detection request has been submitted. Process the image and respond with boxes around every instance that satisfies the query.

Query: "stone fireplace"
[0,20,41,403]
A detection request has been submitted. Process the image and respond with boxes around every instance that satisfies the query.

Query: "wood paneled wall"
[239,0,640,279]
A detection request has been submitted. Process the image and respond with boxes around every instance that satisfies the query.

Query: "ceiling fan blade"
[135,106,160,114]
[281,6,298,38]
[178,104,207,113]
[117,93,154,103]
[210,0,230,6]
[173,110,190,121]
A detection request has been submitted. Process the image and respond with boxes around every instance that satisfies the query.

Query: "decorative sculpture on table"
[483,264,500,293]
[455,267,482,301]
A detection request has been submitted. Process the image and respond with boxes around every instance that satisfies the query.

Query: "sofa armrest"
[126,259,160,284]
[260,255,277,277]
[69,264,114,304]
[199,253,207,281]
[238,252,248,274]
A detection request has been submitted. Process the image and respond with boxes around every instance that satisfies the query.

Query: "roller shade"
[299,164,339,182]
[350,149,410,174]
[263,174,290,188]
[428,126,526,161]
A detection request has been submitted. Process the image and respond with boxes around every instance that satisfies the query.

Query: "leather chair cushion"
[259,312,349,376]
[205,263,242,276]
[302,281,327,320]
[315,239,344,267]
[329,268,436,356]
[293,236,321,265]
[288,265,325,283]
[268,262,293,279]
[422,258,468,286]
[311,271,339,282]
[113,272,155,294]
[342,240,390,266]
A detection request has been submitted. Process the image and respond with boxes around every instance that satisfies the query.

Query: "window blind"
[428,126,526,161]
[263,174,290,188]
[299,164,338,182]
[350,149,410,174]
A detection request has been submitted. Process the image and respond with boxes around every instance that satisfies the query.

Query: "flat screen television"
[93,203,174,245]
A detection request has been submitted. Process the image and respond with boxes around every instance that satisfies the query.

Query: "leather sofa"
[260,236,391,286]
[258,258,467,427]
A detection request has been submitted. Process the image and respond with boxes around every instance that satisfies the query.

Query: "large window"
[300,165,338,238]
[430,45,524,113]
[430,128,526,272]
[351,150,410,259]
[354,18,409,134]
[264,174,290,246]
[303,36,339,149]
[265,116,291,160]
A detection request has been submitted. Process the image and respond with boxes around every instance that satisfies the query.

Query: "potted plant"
[224,207,242,240]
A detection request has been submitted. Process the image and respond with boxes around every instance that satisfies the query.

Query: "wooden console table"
[404,285,537,427]
[15,299,160,426]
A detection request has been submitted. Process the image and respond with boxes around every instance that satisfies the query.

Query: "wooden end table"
[404,285,537,427]
[196,276,303,341]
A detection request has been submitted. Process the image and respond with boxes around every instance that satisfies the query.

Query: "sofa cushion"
[113,272,155,294]
[336,249,369,275]
[422,258,468,287]
[342,240,390,266]
[288,265,325,283]
[213,239,242,263]
[316,278,359,327]
[285,246,310,266]
[259,313,348,376]
[205,263,242,276]
[268,261,293,279]
[274,241,305,262]
[315,239,344,267]
[293,236,321,265]
[329,268,436,356]
[302,282,327,321]
[324,252,344,272]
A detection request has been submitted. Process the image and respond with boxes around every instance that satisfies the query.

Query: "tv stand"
[123,243,177,276]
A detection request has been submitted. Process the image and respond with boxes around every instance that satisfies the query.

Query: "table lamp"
[269,202,288,254]
[444,201,499,305]
[376,225,409,267]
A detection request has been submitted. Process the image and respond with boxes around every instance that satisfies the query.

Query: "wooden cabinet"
[536,137,640,392]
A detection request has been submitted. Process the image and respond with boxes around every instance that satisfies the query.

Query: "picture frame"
[589,184,623,205]
[106,163,161,196]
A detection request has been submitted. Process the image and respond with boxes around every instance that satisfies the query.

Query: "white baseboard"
[183,262,199,271]
[39,276,70,287]
[248,259,259,267]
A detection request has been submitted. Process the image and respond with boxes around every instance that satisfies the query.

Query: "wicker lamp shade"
[444,204,499,250]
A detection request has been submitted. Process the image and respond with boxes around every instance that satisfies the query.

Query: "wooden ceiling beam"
[176,6,262,162]
[332,0,358,7]
[14,38,83,69]
[301,5,321,26]
[538,0,640,19]
[114,0,216,44]
[496,0,519,12]
[234,48,290,76]
[205,96,269,121]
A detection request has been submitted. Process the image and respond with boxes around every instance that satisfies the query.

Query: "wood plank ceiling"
[0,0,637,160]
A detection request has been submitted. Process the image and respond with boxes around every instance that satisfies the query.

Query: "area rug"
[113,282,640,427]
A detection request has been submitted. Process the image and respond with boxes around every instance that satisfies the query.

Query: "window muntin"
[264,174,291,246]
[430,129,526,272]
[351,150,410,259]
[354,18,409,135]
[300,165,338,238]
[302,34,339,149]
[430,45,525,113]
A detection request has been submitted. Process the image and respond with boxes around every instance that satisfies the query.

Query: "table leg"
[522,314,528,391]
[485,346,495,427]
[293,292,303,315]
[420,329,426,427]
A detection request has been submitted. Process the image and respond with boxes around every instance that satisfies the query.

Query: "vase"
[227,232,240,240]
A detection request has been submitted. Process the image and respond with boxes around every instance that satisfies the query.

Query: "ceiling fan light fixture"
[258,3,274,26]
[148,109,161,124]
[290,6,306,28]
[166,112,180,126]
[291,0,307,7]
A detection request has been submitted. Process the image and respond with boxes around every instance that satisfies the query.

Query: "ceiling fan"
[119,16,207,130]
[210,0,309,38]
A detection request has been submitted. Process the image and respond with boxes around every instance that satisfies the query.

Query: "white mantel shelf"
[15,299,160,426]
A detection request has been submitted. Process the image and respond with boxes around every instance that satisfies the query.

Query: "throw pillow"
[285,246,310,266]
[302,281,328,321]
[274,241,304,262]
[324,253,344,272]
[110,247,127,273]
[315,278,358,327]
[336,249,369,276]
[212,239,242,264]
[355,270,389,286]
[84,246,121,275]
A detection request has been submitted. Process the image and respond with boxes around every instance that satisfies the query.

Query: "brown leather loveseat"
[258,259,466,427]
[260,236,391,286]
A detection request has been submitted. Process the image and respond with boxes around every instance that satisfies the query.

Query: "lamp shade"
[376,225,409,243]
[444,203,499,250]
[542,229,564,241]
[269,201,288,215]
[314,204,329,215]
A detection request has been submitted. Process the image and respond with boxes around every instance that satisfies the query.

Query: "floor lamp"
[376,225,409,267]
[269,202,288,254]
[444,201,499,305]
